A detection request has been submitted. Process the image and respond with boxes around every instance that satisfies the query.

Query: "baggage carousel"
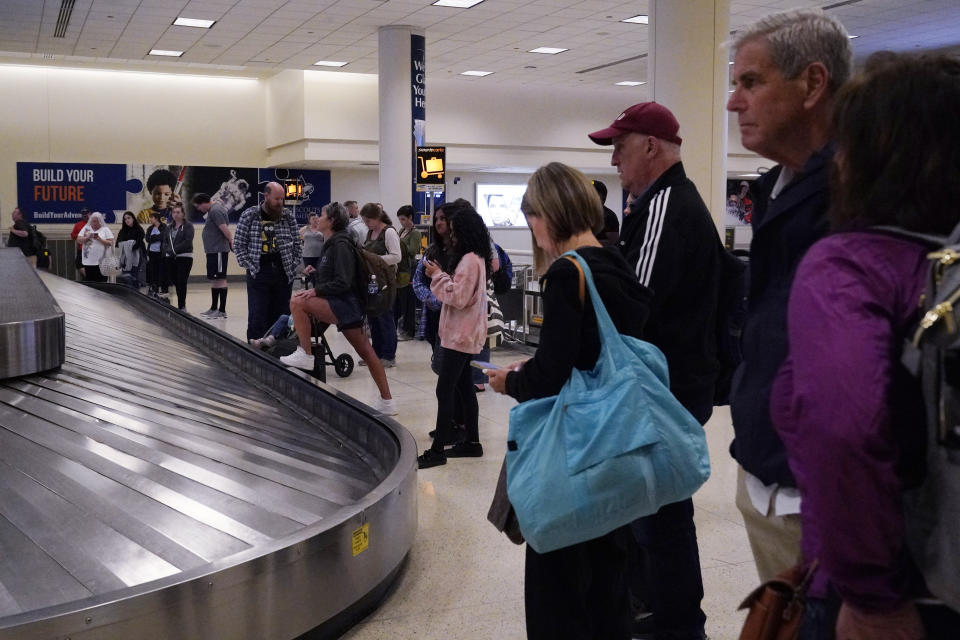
[0,250,418,639]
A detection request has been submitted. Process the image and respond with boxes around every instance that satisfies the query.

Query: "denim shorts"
[326,293,364,331]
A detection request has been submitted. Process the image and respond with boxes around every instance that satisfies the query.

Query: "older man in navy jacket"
[726,8,852,583]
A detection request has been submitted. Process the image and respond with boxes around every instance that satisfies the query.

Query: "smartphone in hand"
[470,360,500,371]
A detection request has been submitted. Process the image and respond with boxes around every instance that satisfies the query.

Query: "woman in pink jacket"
[418,200,493,469]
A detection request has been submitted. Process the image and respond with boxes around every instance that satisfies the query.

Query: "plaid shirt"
[234,205,301,282]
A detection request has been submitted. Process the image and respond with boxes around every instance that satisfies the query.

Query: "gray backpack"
[885,225,960,611]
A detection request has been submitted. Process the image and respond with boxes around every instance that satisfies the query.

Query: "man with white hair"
[726,8,852,583]
[345,200,366,245]
[589,102,726,640]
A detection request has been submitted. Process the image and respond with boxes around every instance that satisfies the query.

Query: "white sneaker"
[279,346,315,370]
[372,396,398,416]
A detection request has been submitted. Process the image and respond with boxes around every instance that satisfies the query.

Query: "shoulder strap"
[563,255,585,305]
[870,225,946,249]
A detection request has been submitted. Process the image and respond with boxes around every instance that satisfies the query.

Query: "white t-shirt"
[80,224,114,266]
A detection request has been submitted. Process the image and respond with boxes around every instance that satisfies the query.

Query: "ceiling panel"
[0,0,954,86]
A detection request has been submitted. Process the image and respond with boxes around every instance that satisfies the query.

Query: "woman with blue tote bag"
[486,162,654,639]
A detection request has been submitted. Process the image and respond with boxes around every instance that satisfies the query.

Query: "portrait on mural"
[129,165,185,224]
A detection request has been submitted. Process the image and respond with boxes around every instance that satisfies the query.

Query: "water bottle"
[367,274,378,296]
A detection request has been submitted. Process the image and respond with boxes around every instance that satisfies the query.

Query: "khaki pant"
[735,465,803,582]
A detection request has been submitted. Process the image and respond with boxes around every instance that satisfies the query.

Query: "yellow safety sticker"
[352,522,370,556]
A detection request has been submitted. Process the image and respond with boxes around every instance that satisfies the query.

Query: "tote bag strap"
[560,251,619,346]
[562,255,585,305]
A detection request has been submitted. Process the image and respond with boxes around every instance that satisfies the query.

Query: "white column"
[378,25,424,214]
[650,0,730,227]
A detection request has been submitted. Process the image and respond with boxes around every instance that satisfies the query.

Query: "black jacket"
[729,144,834,486]
[618,162,723,414]
[506,246,651,402]
[160,222,194,257]
[314,231,359,298]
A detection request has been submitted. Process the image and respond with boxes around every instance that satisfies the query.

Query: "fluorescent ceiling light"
[433,0,485,7]
[738,173,762,178]
[174,17,215,28]
[313,60,348,67]
[461,70,493,76]
[848,34,859,39]
[615,81,645,86]
[622,15,649,24]
[149,49,183,57]
[529,47,567,55]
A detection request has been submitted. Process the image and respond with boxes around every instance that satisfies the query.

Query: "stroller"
[252,279,355,383]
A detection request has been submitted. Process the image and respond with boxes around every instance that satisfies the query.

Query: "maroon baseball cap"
[588,102,683,146]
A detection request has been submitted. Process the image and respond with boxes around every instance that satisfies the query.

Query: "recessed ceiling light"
[848,34,859,39]
[149,49,183,57]
[313,60,348,67]
[615,81,645,86]
[728,61,734,65]
[460,70,493,76]
[622,15,649,24]
[529,47,567,55]
[432,0,485,7]
[174,17,215,29]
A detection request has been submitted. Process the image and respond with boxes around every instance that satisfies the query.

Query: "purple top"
[771,232,928,611]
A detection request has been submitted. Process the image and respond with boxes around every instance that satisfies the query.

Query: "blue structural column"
[378,25,432,218]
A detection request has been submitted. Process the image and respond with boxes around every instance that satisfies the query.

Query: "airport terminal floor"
[179,281,754,639]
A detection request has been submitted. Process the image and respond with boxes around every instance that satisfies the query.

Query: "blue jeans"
[472,344,491,384]
[800,593,960,639]
[246,261,291,341]
[368,310,397,360]
[266,314,291,339]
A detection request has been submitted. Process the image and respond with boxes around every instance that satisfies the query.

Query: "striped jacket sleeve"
[630,186,685,305]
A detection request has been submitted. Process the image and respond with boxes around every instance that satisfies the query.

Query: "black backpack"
[713,249,749,406]
[29,225,47,255]
[873,225,960,611]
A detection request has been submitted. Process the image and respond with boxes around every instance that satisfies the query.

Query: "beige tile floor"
[181,281,754,639]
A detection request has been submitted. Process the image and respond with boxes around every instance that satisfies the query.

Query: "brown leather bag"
[738,562,818,640]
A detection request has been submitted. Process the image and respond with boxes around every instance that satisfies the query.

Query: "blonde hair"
[521,162,602,274]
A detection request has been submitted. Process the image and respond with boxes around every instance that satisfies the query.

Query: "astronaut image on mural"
[190,167,260,222]
[212,169,254,218]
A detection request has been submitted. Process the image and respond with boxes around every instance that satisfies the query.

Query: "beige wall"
[1,63,759,263]
[0,65,265,233]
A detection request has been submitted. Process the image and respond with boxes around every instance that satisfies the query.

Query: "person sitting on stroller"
[278,202,398,416]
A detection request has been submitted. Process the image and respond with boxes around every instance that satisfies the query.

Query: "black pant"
[146,250,162,289]
[163,256,193,309]
[431,347,478,451]
[525,526,632,640]
[83,264,106,282]
[395,285,417,336]
[628,401,711,639]
[246,261,292,341]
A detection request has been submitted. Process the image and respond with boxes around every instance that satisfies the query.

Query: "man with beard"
[234,182,301,342]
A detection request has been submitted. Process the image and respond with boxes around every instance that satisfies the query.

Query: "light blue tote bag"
[505,251,711,553]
